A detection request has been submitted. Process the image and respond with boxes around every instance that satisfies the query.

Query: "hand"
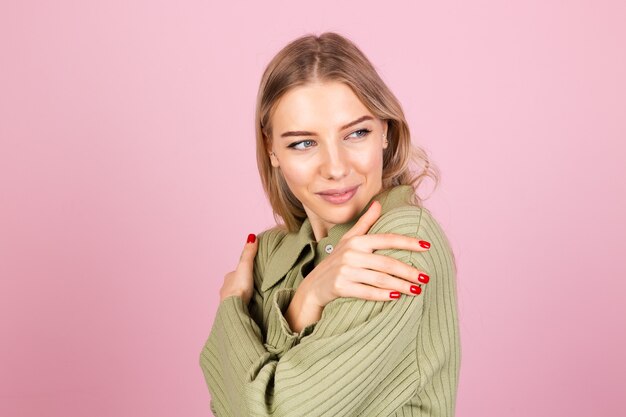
[299,200,431,308]
[219,233,258,305]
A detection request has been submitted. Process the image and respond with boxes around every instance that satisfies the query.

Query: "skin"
[220,81,431,332]
[268,80,388,240]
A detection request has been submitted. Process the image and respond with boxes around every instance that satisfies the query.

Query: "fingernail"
[419,240,430,249]
[247,233,256,244]
[389,291,400,299]
[410,285,421,295]
[418,273,429,284]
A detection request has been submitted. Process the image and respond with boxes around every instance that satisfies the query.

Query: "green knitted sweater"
[199,185,461,416]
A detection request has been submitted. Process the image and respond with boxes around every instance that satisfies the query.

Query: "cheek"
[355,148,384,172]
[279,160,312,186]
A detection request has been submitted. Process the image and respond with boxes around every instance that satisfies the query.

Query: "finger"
[342,281,418,302]
[359,233,431,253]
[341,200,381,241]
[238,233,258,265]
[353,268,425,297]
[349,251,430,286]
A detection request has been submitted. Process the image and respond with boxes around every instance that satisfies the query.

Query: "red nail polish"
[410,285,421,294]
[247,233,256,244]
[418,273,429,284]
[389,291,400,299]
[419,240,430,249]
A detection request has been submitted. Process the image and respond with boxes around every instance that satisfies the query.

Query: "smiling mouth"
[317,185,360,195]
[316,185,360,204]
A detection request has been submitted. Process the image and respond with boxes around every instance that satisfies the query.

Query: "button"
[325,244,334,254]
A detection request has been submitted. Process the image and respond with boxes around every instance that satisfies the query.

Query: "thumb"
[342,200,382,241]
[239,233,258,266]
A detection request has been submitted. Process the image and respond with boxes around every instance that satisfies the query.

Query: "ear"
[265,135,280,168]
[382,120,390,150]
[269,150,280,168]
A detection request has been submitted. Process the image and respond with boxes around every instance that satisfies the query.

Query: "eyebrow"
[279,115,374,138]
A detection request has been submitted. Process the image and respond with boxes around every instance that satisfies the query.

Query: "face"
[268,80,389,240]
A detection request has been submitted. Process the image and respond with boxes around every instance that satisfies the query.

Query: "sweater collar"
[261,184,415,292]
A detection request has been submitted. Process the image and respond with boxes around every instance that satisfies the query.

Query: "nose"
[320,142,349,180]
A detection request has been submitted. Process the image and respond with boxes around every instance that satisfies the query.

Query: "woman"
[199,32,460,416]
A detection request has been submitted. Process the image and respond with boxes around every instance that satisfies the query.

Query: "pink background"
[1,1,625,416]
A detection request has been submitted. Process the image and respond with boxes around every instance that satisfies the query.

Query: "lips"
[316,185,360,205]
[317,185,359,195]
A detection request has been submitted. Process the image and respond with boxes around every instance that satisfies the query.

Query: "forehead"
[272,81,373,130]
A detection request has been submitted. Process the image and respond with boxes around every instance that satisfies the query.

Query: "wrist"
[220,290,244,303]
[286,284,323,333]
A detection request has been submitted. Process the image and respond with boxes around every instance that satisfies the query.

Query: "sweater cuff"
[264,288,317,358]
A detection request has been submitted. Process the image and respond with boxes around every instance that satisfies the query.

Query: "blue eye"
[287,128,372,151]
[350,128,372,138]
[287,139,316,151]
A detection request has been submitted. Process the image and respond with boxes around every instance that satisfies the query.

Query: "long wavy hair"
[255,32,441,233]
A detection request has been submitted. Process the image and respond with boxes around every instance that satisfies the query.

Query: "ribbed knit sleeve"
[410,207,461,416]
[199,206,460,416]
[264,288,318,358]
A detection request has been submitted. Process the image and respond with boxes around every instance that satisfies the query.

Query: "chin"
[321,200,364,221]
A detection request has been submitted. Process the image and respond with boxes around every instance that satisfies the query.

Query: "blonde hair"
[255,32,441,233]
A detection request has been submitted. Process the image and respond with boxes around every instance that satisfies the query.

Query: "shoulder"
[256,226,287,253]
[369,205,456,274]
[370,205,450,243]
[412,207,457,278]
[253,226,288,273]
[368,205,424,237]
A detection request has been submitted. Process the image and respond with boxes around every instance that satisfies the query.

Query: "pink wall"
[1,1,624,416]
